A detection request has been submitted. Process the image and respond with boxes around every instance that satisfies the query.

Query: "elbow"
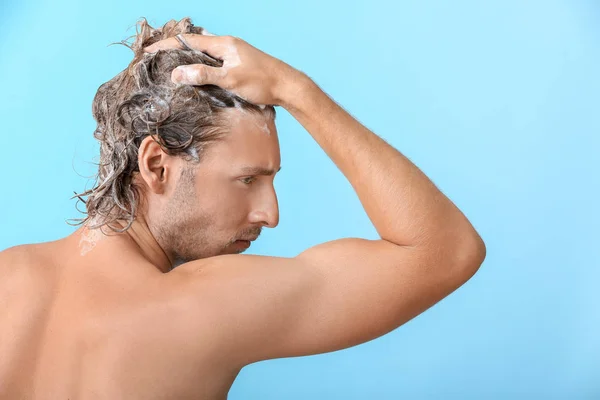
[436,229,486,277]
[424,227,487,277]
[458,234,487,276]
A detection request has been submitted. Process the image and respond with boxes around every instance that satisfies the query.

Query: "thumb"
[172,64,227,86]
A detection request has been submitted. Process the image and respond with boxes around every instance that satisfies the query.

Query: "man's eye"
[241,177,256,185]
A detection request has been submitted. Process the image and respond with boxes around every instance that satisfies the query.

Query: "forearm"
[279,73,485,257]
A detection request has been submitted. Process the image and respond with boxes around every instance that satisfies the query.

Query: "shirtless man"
[0,18,486,399]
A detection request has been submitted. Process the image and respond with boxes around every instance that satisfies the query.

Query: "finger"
[171,64,228,86]
[144,33,226,58]
[144,36,185,53]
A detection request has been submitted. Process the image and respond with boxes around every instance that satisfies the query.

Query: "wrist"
[274,66,316,111]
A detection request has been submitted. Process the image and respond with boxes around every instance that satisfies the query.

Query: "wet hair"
[68,17,276,234]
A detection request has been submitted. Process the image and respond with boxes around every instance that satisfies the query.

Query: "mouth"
[238,234,259,242]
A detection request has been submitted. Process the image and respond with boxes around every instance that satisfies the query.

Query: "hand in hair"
[144,34,304,107]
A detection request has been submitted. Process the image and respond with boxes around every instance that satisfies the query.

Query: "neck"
[80,216,174,273]
[110,217,174,273]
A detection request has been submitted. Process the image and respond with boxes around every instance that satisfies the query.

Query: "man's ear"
[137,136,173,195]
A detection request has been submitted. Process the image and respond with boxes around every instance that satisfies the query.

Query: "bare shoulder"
[0,242,51,264]
[169,237,484,369]
[0,244,32,275]
[0,243,51,271]
[0,244,26,260]
[0,244,52,294]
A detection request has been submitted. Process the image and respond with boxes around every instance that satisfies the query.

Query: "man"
[0,18,486,399]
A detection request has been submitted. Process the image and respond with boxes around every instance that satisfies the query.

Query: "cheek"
[221,192,252,222]
[200,188,240,215]
[201,179,250,218]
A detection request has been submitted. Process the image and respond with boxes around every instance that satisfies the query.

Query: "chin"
[225,246,247,255]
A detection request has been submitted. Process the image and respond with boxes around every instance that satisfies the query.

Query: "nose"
[248,188,279,228]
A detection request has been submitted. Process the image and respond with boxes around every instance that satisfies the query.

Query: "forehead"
[203,108,281,170]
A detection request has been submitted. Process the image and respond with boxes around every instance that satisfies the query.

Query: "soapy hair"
[68,17,276,234]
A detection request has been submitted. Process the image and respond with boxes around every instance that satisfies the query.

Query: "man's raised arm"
[279,71,485,261]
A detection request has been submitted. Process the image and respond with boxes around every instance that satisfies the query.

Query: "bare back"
[0,237,241,399]
[0,224,481,399]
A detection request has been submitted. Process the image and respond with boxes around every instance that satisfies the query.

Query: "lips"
[233,240,251,249]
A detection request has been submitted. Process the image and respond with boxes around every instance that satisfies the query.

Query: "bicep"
[184,238,478,368]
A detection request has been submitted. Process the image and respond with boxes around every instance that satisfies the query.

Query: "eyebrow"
[239,166,282,176]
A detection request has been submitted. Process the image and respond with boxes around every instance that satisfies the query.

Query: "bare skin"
[0,34,486,399]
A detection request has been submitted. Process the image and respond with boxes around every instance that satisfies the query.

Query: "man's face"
[149,108,281,265]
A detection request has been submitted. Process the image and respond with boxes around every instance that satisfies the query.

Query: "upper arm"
[179,237,483,368]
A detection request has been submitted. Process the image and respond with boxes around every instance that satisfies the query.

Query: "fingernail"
[172,67,185,83]
[171,65,192,83]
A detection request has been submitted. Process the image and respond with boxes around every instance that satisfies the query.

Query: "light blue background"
[1,0,598,398]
